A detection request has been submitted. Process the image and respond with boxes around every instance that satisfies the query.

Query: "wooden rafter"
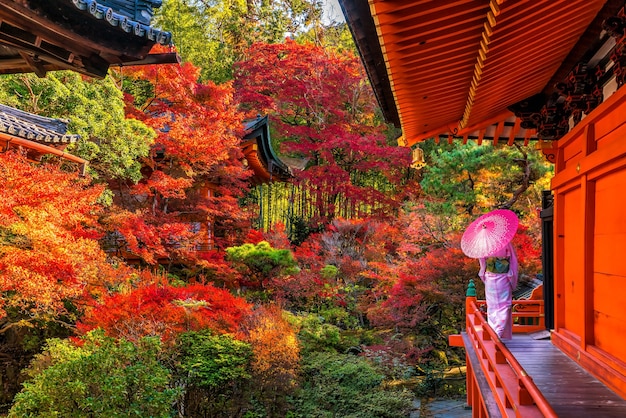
[0,0,176,78]
[340,0,615,147]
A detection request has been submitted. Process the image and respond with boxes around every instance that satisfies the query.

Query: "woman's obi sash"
[485,256,510,274]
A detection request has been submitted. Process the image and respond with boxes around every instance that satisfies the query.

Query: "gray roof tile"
[0,104,80,144]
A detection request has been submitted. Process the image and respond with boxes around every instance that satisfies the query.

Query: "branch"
[501,145,531,209]
[0,317,77,335]
[0,319,34,334]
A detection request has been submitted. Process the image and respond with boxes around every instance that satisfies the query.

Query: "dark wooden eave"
[0,0,175,79]
[339,0,400,128]
[242,116,292,184]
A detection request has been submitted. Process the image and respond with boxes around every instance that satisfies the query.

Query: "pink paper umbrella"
[461,209,519,259]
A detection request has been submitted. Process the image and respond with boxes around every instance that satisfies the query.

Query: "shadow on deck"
[506,333,626,417]
[455,295,626,417]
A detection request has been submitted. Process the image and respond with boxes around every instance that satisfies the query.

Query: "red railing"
[463,295,556,417]
[512,298,545,333]
[472,297,546,334]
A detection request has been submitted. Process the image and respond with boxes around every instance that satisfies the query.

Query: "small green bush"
[9,330,177,418]
[171,330,253,417]
[288,352,413,418]
[296,314,342,354]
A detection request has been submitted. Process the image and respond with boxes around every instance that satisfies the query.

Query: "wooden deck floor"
[506,334,626,417]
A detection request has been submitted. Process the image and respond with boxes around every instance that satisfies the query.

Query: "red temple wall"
[551,86,626,398]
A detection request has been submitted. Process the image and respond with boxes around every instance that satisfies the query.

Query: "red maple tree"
[107,52,253,266]
[234,40,417,229]
[77,283,252,342]
[0,151,131,326]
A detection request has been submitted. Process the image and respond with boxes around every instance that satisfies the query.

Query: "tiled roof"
[71,0,172,45]
[0,1,176,78]
[513,275,543,300]
[0,104,80,144]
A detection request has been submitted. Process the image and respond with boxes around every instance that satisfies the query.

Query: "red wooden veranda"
[452,280,626,417]
[339,1,626,416]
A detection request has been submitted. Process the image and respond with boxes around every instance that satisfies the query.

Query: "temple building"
[340,0,626,415]
[242,115,293,184]
[0,0,176,78]
[0,103,87,172]
[0,0,175,171]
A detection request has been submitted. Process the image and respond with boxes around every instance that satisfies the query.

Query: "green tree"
[226,241,299,291]
[295,313,344,354]
[0,72,154,182]
[9,331,177,417]
[297,21,357,53]
[155,0,324,83]
[172,330,253,417]
[419,141,552,217]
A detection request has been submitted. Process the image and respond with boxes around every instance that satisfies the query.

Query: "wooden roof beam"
[459,0,505,130]
[477,129,486,145]
[389,24,483,52]
[491,120,505,145]
[0,134,88,175]
[19,51,46,78]
[0,32,109,78]
[508,117,522,145]
[380,4,486,28]
[456,110,515,137]
[374,0,481,16]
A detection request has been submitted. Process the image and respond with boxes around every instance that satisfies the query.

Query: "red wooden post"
[466,279,477,330]
[465,280,477,413]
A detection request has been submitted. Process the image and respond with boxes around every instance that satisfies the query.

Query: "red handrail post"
[519,380,534,406]
[466,279,477,330]
[465,280,477,412]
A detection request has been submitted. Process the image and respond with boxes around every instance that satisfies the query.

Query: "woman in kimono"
[478,241,518,340]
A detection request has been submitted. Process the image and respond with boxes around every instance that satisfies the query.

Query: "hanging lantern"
[411,146,426,169]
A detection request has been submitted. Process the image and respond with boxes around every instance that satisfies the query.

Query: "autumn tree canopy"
[0,152,130,329]
[234,40,417,230]
[155,0,327,83]
[0,6,554,414]
[106,56,253,264]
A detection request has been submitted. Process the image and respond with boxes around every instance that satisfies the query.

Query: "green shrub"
[226,241,299,285]
[175,330,252,389]
[296,314,342,354]
[288,352,413,418]
[172,330,253,417]
[9,330,177,417]
[318,305,360,329]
